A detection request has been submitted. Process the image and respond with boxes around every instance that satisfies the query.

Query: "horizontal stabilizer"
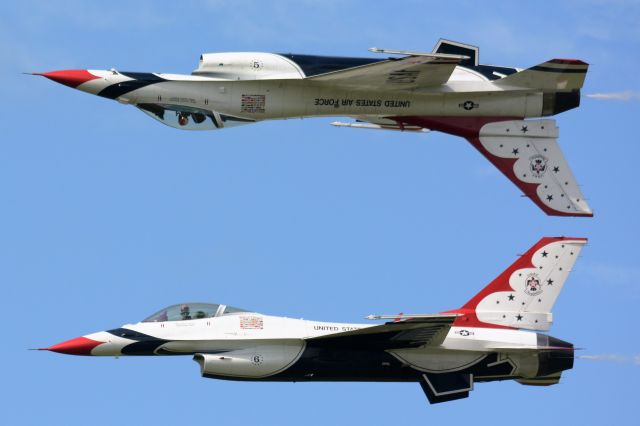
[517,373,562,386]
[495,59,588,90]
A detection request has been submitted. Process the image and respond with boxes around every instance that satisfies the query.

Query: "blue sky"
[2,1,639,424]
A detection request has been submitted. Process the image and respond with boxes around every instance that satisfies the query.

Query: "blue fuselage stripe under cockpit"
[97,72,166,100]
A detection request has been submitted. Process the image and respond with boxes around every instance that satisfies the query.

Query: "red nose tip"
[42,336,103,356]
[36,70,100,88]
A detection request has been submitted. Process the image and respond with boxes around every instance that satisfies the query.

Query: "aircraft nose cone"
[36,69,100,88]
[42,336,104,355]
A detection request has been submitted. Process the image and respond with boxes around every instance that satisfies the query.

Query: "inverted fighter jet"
[41,236,585,404]
[35,40,591,217]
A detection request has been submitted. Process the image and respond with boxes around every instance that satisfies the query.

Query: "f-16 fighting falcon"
[35,40,591,216]
[41,236,585,404]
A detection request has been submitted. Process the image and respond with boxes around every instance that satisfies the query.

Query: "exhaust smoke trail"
[586,91,640,101]
[577,354,640,365]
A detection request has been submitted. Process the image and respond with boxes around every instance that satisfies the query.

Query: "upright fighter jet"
[41,236,585,404]
[36,40,591,217]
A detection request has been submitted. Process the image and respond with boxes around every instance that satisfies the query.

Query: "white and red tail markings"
[394,116,592,217]
[444,236,586,331]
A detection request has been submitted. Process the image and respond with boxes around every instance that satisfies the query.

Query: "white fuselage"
[85,312,542,380]
[77,65,542,127]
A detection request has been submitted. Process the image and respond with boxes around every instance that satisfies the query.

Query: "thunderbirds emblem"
[525,273,543,296]
[529,155,548,178]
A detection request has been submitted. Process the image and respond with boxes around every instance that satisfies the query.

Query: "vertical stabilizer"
[446,237,587,331]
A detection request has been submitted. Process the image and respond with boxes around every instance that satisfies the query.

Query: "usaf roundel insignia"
[529,154,548,178]
[524,273,543,296]
[459,100,479,110]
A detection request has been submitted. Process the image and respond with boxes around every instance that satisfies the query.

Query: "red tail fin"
[444,237,587,331]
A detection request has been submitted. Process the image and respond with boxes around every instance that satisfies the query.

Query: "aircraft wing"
[307,55,461,90]
[305,314,457,350]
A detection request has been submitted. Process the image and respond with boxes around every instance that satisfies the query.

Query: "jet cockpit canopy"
[142,303,249,322]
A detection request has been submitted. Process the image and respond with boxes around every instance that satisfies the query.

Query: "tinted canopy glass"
[142,303,248,322]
